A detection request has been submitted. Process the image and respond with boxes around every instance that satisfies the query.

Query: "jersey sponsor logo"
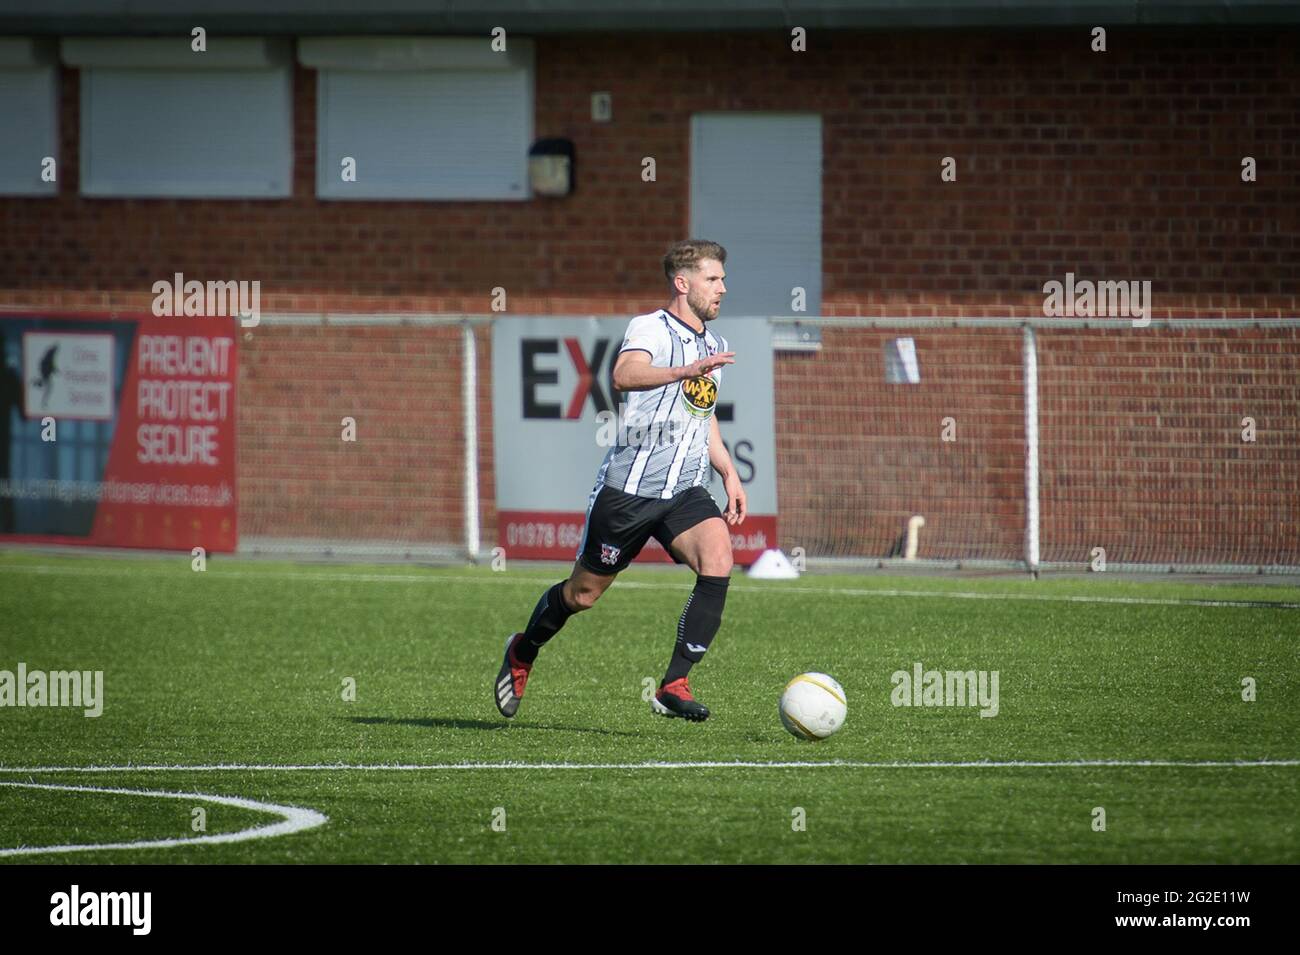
[680,374,717,418]
[600,542,622,565]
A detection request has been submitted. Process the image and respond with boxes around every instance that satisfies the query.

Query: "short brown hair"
[663,239,727,282]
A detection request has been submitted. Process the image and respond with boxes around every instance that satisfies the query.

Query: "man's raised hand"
[683,350,735,379]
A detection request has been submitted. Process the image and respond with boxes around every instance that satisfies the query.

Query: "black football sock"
[515,581,576,664]
[663,574,730,685]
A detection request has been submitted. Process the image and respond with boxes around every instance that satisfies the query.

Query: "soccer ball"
[779,672,847,740]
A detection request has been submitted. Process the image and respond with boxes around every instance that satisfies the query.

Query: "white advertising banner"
[492,315,777,566]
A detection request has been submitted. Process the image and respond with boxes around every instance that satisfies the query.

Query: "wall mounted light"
[528,138,575,198]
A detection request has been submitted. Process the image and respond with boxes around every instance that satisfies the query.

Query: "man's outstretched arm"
[612,349,735,392]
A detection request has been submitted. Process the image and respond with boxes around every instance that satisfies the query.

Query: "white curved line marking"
[0,781,327,858]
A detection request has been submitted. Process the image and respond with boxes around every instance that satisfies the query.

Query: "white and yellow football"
[779,672,847,740]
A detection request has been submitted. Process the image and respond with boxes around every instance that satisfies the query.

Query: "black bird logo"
[32,344,58,408]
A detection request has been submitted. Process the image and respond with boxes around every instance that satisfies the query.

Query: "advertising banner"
[0,312,238,552]
[492,315,776,566]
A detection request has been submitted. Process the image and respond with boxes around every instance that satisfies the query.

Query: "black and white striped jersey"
[594,308,728,500]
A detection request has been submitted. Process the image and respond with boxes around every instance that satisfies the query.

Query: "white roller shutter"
[307,37,533,201]
[64,38,292,199]
[0,39,59,196]
[690,113,823,317]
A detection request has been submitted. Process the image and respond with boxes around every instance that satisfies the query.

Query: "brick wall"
[1036,326,1300,567]
[1,28,1297,563]
[775,324,1299,567]
[238,323,495,547]
[776,327,1026,562]
[3,29,1296,316]
[233,321,1299,567]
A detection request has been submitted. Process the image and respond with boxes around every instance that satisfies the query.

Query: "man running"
[494,239,746,722]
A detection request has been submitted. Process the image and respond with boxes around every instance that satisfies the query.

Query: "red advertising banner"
[0,312,238,552]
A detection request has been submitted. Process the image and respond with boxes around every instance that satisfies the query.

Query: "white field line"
[0,780,327,857]
[0,759,1297,773]
[3,563,1298,610]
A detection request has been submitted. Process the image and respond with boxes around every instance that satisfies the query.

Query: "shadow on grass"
[345,716,642,738]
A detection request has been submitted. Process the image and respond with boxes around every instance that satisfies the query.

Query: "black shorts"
[576,484,723,575]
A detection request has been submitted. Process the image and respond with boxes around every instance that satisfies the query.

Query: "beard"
[687,289,720,322]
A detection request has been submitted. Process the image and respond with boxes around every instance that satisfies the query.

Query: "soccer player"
[494,239,746,722]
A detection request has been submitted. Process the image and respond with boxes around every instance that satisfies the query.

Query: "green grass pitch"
[1,550,1297,864]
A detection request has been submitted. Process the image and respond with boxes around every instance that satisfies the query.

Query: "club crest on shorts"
[600,542,621,565]
[680,374,718,418]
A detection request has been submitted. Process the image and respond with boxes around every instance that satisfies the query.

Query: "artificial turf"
[1,551,1296,863]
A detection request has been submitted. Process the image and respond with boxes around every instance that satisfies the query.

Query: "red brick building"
[1,3,1297,569]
